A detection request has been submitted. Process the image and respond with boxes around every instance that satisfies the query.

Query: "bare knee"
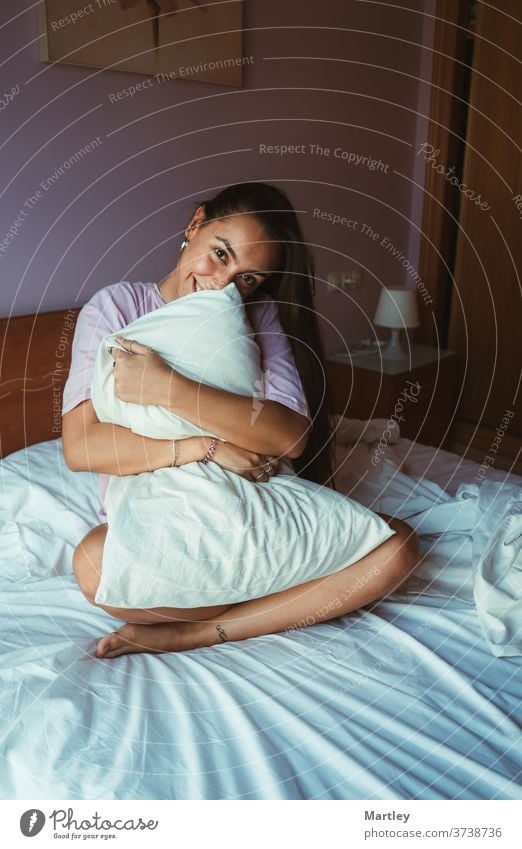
[73,523,107,603]
[378,513,420,584]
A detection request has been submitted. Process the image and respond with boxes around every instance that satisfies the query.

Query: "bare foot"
[95,621,196,659]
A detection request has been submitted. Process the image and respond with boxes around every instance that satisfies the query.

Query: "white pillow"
[91,283,396,609]
[91,281,262,440]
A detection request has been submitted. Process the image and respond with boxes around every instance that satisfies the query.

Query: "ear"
[185,204,206,240]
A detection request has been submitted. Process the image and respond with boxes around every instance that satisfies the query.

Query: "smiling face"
[166,206,281,303]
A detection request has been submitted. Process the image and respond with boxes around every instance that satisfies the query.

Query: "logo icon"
[20,810,46,837]
[251,368,272,425]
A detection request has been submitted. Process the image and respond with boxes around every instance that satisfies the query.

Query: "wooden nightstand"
[326,344,458,449]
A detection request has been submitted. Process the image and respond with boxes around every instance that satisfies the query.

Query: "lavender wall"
[0,0,434,355]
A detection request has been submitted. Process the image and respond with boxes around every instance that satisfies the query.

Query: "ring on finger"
[264,463,273,473]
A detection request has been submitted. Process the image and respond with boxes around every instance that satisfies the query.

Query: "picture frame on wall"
[37,0,246,87]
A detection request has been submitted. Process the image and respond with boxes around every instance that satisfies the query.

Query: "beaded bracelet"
[201,437,218,465]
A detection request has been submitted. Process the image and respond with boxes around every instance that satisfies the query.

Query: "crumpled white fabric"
[335,457,522,657]
[90,284,396,609]
[331,414,401,446]
[471,480,522,657]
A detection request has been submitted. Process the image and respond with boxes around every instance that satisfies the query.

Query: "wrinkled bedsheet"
[0,436,520,800]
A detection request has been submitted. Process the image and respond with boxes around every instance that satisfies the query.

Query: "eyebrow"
[215,236,271,278]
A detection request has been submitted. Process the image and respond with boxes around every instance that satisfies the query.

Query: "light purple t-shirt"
[62,281,310,520]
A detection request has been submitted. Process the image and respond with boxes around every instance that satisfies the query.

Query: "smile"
[192,277,203,293]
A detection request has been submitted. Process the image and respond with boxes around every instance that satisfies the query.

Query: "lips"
[192,277,203,293]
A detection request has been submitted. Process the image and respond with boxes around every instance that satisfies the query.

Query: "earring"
[180,238,189,252]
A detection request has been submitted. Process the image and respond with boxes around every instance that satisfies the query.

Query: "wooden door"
[447,0,521,449]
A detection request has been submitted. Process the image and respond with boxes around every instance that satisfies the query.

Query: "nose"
[196,249,236,290]
[205,266,234,290]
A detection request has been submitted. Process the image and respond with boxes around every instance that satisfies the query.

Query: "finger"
[114,336,150,355]
[251,463,269,482]
[262,456,278,475]
[265,454,279,465]
[251,471,268,483]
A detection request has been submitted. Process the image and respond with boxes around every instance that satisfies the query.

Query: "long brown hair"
[196,182,336,487]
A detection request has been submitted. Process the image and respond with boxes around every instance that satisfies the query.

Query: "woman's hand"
[211,441,280,484]
[110,336,175,406]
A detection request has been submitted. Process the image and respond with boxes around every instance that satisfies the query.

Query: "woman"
[62,182,419,658]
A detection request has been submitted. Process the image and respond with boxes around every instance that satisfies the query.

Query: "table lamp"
[373,287,419,359]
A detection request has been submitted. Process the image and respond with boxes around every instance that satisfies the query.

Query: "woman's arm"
[166,375,309,460]
[60,289,203,475]
[62,398,281,482]
[62,399,207,474]
[112,304,312,460]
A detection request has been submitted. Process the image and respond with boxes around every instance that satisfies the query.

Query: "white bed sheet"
[0,436,521,800]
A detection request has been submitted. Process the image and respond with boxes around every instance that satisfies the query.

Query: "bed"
[0,309,521,800]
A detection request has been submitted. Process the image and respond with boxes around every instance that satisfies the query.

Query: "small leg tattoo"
[216,624,228,643]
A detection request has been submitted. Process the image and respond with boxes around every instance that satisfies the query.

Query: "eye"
[214,247,227,263]
[238,274,257,287]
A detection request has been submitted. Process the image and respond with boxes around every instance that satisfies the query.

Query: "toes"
[95,633,118,657]
[95,624,139,659]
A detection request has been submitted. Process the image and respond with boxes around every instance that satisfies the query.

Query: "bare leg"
[77,515,419,659]
[72,523,234,623]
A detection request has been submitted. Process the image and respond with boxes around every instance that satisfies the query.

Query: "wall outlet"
[327,269,363,294]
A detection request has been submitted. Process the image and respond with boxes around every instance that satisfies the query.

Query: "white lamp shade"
[374,287,419,329]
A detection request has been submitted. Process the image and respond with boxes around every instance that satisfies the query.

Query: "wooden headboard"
[0,308,80,458]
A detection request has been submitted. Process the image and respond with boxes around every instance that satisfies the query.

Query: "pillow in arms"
[91,281,262,440]
[90,282,396,609]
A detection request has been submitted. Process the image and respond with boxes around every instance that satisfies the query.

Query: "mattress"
[0,433,520,800]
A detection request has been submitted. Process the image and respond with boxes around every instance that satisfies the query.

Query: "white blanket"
[338,457,522,658]
[90,283,396,609]
[1,439,521,799]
